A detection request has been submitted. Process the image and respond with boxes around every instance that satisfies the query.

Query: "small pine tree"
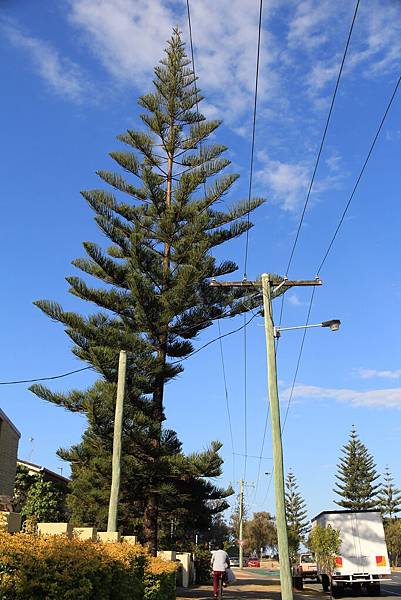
[285,470,309,559]
[377,466,401,520]
[334,426,380,510]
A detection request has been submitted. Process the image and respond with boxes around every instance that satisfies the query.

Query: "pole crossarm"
[210,278,322,288]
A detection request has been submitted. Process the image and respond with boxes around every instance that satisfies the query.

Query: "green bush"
[143,556,177,600]
[194,547,212,584]
[0,532,177,599]
[0,532,143,599]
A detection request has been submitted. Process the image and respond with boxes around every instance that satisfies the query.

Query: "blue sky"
[1,0,401,522]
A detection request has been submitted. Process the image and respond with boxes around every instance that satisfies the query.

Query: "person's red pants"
[213,571,226,595]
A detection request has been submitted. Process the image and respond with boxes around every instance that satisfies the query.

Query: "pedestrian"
[211,544,230,598]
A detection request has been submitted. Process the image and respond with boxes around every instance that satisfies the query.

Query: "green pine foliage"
[377,466,401,520]
[30,29,263,553]
[334,426,380,510]
[285,470,309,558]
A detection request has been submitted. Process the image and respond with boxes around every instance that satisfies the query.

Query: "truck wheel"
[331,584,342,598]
[322,575,330,592]
[367,583,380,596]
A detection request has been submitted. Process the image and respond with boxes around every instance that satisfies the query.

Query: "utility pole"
[107,350,127,532]
[239,479,244,568]
[262,273,292,600]
[237,479,254,568]
[211,275,321,600]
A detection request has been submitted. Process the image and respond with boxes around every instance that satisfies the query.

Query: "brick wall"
[0,411,20,498]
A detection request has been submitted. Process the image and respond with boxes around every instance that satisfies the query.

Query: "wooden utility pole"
[262,272,292,600]
[239,479,244,568]
[107,350,127,532]
[210,274,321,600]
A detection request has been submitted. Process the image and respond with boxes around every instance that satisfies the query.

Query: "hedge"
[0,532,176,600]
[143,556,176,600]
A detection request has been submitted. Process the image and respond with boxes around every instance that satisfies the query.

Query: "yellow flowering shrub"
[0,532,142,599]
[143,556,177,600]
[0,532,178,599]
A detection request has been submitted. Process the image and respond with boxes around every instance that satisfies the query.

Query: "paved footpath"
[177,568,322,600]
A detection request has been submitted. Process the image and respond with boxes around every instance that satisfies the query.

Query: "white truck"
[312,510,391,596]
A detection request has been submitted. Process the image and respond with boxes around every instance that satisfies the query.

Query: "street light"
[274,319,341,338]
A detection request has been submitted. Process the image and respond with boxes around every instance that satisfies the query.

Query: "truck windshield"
[301,555,315,563]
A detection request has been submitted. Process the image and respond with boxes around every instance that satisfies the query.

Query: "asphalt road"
[304,572,401,600]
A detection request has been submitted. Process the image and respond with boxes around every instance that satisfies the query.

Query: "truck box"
[312,510,391,595]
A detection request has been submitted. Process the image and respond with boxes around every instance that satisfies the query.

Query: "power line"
[0,366,92,386]
[274,0,361,436]
[316,75,401,276]
[186,0,240,487]
[244,0,263,278]
[281,286,316,433]
[280,75,401,435]
[285,0,361,277]
[217,320,236,484]
[277,0,361,349]
[242,0,264,485]
[243,315,248,480]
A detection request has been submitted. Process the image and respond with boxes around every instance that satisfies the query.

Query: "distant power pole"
[239,479,244,569]
[238,479,254,569]
[211,274,321,600]
[107,350,127,532]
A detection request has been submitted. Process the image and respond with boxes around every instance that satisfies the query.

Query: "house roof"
[0,408,21,437]
[312,509,381,521]
[17,459,70,485]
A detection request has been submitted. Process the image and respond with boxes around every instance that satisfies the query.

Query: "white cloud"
[290,0,401,99]
[67,0,280,124]
[287,293,303,306]
[357,368,401,380]
[68,0,173,85]
[255,148,344,212]
[282,383,401,409]
[255,151,310,211]
[3,22,87,102]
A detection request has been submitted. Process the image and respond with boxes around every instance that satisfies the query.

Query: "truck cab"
[298,553,318,580]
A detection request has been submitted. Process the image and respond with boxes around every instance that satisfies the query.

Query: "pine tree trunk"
[143,139,173,556]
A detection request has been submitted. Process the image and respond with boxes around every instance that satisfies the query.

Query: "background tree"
[334,426,379,510]
[244,512,277,558]
[30,29,263,554]
[13,465,67,522]
[285,469,309,560]
[384,520,401,567]
[377,466,401,521]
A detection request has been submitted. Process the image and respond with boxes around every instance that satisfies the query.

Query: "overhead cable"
[281,74,401,437]
[285,0,361,277]
[242,0,264,483]
[316,75,401,275]
[0,366,92,386]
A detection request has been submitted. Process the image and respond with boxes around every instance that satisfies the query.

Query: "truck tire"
[322,575,330,592]
[367,583,380,596]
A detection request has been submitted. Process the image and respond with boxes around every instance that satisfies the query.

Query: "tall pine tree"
[334,426,380,510]
[30,29,263,554]
[285,470,309,557]
[377,466,401,520]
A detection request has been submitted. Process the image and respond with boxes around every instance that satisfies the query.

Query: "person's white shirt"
[211,549,230,572]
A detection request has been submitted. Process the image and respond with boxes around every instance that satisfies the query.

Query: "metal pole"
[239,479,244,569]
[107,350,127,532]
[261,273,293,600]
